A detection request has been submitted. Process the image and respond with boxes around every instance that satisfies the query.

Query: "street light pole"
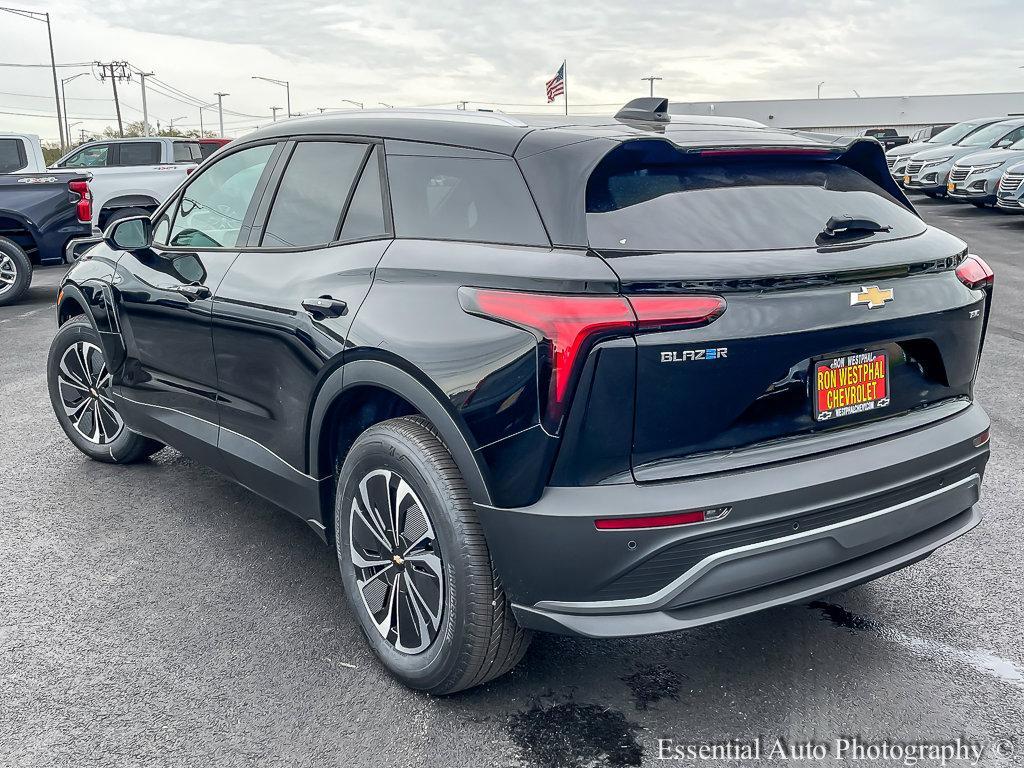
[252,76,291,117]
[215,92,229,137]
[270,106,282,122]
[817,81,825,99]
[60,72,88,148]
[138,71,154,135]
[0,7,66,150]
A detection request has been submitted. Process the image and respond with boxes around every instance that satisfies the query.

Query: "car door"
[211,139,392,515]
[109,141,282,467]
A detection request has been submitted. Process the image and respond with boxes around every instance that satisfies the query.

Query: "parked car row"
[886,116,1024,213]
[0,132,230,305]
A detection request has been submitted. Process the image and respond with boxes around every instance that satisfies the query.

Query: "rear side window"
[117,142,160,166]
[262,141,369,248]
[586,142,925,252]
[339,147,387,241]
[388,156,548,246]
[173,142,201,162]
[0,138,27,173]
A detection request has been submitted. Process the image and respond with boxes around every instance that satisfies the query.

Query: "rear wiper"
[821,215,892,238]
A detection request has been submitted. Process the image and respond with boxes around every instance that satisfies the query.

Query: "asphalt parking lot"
[2,199,1023,768]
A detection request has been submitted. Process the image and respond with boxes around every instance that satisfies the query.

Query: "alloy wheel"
[349,469,445,655]
[0,253,17,296]
[56,341,124,444]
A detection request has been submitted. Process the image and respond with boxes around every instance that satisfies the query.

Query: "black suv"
[48,99,993,694]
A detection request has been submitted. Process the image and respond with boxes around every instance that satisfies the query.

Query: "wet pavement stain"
[508,700,643,768]
[809,600,884,632]
[621,664,682,710]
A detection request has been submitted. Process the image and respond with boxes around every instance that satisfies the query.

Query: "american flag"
[546,63,565,103]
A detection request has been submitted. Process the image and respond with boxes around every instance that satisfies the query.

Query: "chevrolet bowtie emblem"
[850,285,894,309]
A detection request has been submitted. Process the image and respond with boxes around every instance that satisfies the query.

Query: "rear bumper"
[476,402,989,638]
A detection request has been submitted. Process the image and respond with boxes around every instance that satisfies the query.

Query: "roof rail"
[615,97,671,123]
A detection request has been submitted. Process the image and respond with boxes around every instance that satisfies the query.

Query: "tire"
[970,201,988,209]
[101,207,150,232]
[922,191,939,199]
[336,416,531,695]
[0,236,32,307]
[46,317,163,463]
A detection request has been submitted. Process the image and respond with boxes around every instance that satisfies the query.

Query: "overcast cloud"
[1,0,1022,141]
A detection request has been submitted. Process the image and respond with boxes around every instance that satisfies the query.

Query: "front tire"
[336,416,531,695]
[0,236,32,307]
[47,317,163,463]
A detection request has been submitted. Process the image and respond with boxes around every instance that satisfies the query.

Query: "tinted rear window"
[117,142,160,166]
[173,142,201,162]
[586,143,924,252]
[262,141,368,248]
[388,155,548,246]
[0,138,27,173]
[199,143,221,159]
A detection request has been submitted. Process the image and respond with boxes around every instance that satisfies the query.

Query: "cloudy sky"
[2,0,1022,142]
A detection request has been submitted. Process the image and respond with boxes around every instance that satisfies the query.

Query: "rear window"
[199,143,221,159]
[0,138,27,173]
[388,155,548,246]
[117,141,160,166]
[173,142,201,162]
[585,142,925,252]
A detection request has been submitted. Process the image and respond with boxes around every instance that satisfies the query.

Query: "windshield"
[956,122,1018,147]
[928,121,990,144]
[585,143,924,252]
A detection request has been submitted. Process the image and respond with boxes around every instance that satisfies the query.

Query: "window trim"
[242,135,394,254]
[152,138,286,254]
[0,138,29,173]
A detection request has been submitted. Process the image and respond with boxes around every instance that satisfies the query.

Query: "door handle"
[170,284,212,301]
[302,296,348,319]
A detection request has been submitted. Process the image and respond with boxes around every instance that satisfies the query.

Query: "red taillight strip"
[955,254,994,290]
[595,506,731,531]
[458,288,726,431]
[68,179,92,224]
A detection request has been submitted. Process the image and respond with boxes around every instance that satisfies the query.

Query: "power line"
[0,60,92,68]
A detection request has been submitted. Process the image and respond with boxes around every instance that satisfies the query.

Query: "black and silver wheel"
[349,468,445,654]
[336,416,531,695]
[47,317,163,463]
[55,339,124,445]
[0,236,32,307]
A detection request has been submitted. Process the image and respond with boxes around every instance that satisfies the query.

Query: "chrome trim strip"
[535,474,980,615]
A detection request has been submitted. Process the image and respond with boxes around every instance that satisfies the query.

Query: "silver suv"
[886,117,1005,182]
[903,118,1024,196]
[996,161,1024,212]
[948,140,1024,207]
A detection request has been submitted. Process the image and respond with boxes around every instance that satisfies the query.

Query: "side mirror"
[104,215,152,251]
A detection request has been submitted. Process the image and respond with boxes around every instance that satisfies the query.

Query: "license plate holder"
[813,351,890,422]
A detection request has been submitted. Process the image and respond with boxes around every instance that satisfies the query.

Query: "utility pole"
[641,75,663,98]
[0,8,66,150]
[457,101,468,110]
[215,92,229,137]
[79,128,87,144]
[138,70,154,135]
[270,106,282,122]
[96,61,131,136]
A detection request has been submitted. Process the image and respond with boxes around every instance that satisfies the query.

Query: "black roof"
[241,108,854,157]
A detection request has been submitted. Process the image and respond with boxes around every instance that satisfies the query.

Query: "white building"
[670,91,1024,137]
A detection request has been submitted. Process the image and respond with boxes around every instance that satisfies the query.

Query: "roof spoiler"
[615,97,671,123]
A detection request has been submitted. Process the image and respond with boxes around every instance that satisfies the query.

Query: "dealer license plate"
[813,351,890,422]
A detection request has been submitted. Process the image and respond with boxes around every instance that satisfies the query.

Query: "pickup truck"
[1,136,93,305]
[862,128,911,151]
[49,136,200,233]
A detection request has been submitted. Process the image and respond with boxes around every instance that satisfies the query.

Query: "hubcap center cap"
[391,554,405,567]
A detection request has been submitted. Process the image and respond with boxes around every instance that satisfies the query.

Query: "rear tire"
[336,416,531,695]
[47,317,163,463]
[0,236,32,307]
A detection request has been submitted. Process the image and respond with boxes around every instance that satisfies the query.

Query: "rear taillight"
[458,288,726,432]
[956,254,994,290]
[69,179,92,224]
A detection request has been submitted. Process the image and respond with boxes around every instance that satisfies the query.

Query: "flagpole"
[563,59,568,116]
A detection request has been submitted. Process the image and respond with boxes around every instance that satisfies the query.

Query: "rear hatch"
[585,141,987,481]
